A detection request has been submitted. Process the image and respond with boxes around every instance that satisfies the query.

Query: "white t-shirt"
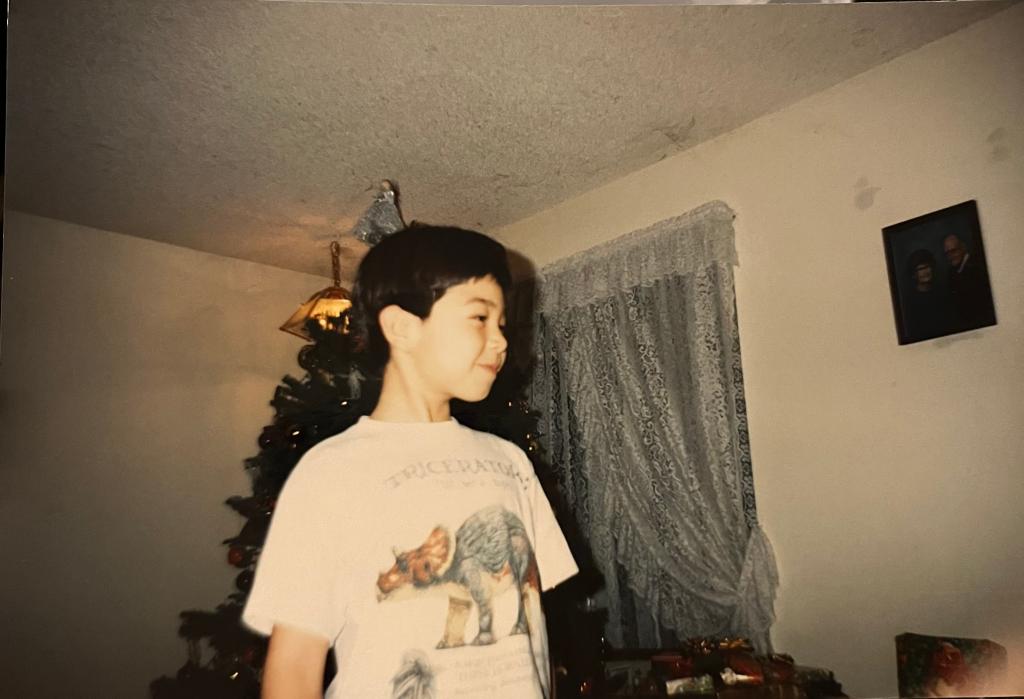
[243,415,578,699]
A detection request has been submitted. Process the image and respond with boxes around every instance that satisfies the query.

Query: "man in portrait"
[942,233,996,331]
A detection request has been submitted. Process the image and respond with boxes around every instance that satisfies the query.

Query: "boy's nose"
[490,327,508,353]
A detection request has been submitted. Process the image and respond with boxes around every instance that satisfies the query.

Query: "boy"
[243,225,578,698]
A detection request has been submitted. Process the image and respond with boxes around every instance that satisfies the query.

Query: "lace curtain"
[529,201,778,651]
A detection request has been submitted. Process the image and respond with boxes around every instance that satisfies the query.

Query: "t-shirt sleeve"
[242,450,345,642]
[516,448,578,591]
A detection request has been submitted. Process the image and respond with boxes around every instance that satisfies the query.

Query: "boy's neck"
[370,363,452,423]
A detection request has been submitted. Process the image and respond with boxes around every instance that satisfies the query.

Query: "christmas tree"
[150,309,547,699]
[149,310,365,698]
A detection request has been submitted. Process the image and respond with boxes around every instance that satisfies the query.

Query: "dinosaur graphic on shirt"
[376,506,540,649]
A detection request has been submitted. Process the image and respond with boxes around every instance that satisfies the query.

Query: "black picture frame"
[882,200,997,345]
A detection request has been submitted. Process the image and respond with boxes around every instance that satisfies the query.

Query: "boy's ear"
[378,304,422,351]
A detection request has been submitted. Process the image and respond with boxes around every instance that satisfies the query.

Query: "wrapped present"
[652,652,696,680]
[895,632,1007,697]
[666,674,716,695]
[683,637,754,679]
[721,648,765,686]
[793,665,846,699]
[685,637,755,655]
[763,654,797,684]
[594,637,845,698]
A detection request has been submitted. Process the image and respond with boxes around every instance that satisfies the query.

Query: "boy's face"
[408,275,508,403]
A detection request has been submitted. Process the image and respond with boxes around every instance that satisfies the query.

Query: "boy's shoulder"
[439,419,526,454]
[292,417,381,468]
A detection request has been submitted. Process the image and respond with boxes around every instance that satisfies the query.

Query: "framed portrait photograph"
[882,200,997,345]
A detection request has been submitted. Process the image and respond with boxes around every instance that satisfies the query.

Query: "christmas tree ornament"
[351,180,405,246]
[257,425,281,450]
[234,569,254,592]
[227,546,246,568]
[285,424,306,448]
[297,344,316,372]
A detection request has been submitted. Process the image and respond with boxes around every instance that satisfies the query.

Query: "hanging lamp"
[279,181,405,340]
[279,240,351,340]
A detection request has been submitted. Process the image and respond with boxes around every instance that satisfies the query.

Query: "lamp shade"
[280,241,352,340]
[279,286,351,340]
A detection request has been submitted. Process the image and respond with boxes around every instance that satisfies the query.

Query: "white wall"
[0,212,328,698]
[496,5,1024,697]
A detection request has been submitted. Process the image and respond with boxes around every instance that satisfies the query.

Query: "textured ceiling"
[6,0,1014,280]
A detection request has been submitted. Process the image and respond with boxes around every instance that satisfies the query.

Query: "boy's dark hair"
[351,224,512,375]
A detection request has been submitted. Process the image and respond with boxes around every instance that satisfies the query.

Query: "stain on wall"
[987,127,1009,162]
[854,176,882,210]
